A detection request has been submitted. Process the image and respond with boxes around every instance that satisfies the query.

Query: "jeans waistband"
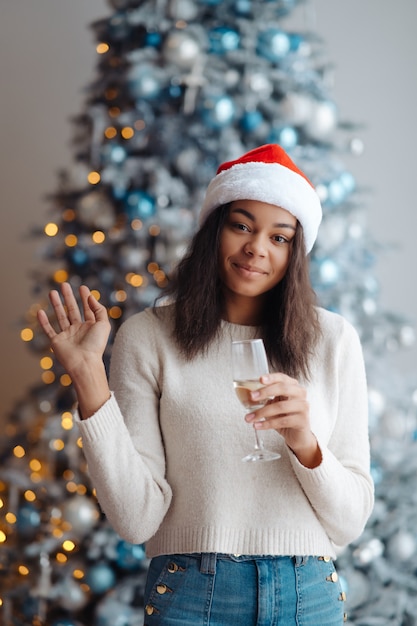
[191,553,309,575]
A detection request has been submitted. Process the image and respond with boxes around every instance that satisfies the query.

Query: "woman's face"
[218,199,297,322]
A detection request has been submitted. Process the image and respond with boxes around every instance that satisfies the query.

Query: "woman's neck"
[222,295,265,326]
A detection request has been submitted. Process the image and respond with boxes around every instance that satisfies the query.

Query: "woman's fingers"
[38,283,109,344]
[37,308,57,340]
[47,285,78,331]
[79,286,110,328]
[79,285,95,322]
[60,282,83,324]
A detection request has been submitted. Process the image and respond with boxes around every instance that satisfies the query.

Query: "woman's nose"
[243,236,266,257]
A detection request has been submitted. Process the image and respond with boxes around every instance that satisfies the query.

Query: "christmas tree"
[1,0,417,624]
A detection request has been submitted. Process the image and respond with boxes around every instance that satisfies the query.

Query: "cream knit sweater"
[76,304,374,559]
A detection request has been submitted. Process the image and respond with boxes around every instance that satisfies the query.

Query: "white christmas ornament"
[387,530,416,562]
[163,31,202,69]
[61,495,100,536]
[279,92,314,126]
[304,100,338,139]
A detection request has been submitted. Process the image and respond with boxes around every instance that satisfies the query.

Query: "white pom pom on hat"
[200,143,322,254]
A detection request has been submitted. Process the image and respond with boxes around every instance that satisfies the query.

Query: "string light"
[29,459,42,471]
[56,553,67,564]
[149,224,161,236]
[65,234,78,247]
[63,540,76,552]
[96,42,109,54]
[125,273,144,287]
[131,218,143,230]
[53,269,69,283]
[104,126,117,139]
[121,126,134,139]
[51,439,65,452]
[105,88,118,100]
[134,119,146,131]
[114,289,127,302]
[60,374,72,387]
[87,171,101,185]
[148,262,159,273]
[40,356,53,370]
[109,306,122,319]
[61,412,74,430]
[13,446,25,459]
[44,222,58,237]
[42,371,55,384]
[20,328,34,342]
[24,491,36,502]
[63,208,76,221]
[92,230,105,244]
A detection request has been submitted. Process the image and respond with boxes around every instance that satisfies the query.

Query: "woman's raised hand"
[37,283,112,418]
[37,282,111,375]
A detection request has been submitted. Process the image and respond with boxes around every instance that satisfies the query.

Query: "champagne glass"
[232,339,281,463]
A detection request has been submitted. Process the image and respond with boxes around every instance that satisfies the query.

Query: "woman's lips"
[233,262,267,277]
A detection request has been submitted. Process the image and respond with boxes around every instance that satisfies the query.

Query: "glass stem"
[253,427,264,451]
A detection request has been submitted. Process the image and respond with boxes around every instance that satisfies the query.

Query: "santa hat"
[200,144,322,254]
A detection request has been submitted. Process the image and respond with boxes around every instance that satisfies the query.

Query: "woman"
[38,144,374,625]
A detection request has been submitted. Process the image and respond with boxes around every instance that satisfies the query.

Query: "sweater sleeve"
[287,316,374,549]
[76,312,172,544]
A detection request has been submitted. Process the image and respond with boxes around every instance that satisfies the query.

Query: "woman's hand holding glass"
[244,372,322,469]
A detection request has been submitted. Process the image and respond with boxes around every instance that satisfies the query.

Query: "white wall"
[1,0,416,424]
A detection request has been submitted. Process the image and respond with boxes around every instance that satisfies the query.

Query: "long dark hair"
[158,204,321,380]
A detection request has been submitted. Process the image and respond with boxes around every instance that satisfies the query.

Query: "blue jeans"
[143,553,346,625]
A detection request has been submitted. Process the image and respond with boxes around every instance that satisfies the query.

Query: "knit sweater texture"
[76,304,374,559]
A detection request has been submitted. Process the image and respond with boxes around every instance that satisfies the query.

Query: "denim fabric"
[143,553,346,625]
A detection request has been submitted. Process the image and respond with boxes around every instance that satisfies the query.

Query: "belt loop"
[200,553,217,574]
[293,555,308,567]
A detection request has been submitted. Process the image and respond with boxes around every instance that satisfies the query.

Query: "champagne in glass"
[232,339,281,462]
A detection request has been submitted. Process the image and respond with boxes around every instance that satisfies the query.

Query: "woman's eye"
[232,222,250,232]
[273,234,288,243]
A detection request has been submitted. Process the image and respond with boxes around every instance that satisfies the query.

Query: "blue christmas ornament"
[288,32,304,52]
[267,125,298,150]
[145,31,162,48]
[327,179,346,206]
[16,502,41,536]
[69,248,89,268]
[339,170,356,195]
[234,0,251,15]
[166,83,183,100]
[264,0,296,15]
[318,258,340,285]
[86,562,117,594]
[127,64,163,100]
[95,597,136,626]
[124,190,156,220]
[115,540,146,570]
[209,26,240,54]
[102,143,127,165]
[51,619,79,626]
[201,93,235,129]
[240,110,264,132]
[257,28,290,62]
